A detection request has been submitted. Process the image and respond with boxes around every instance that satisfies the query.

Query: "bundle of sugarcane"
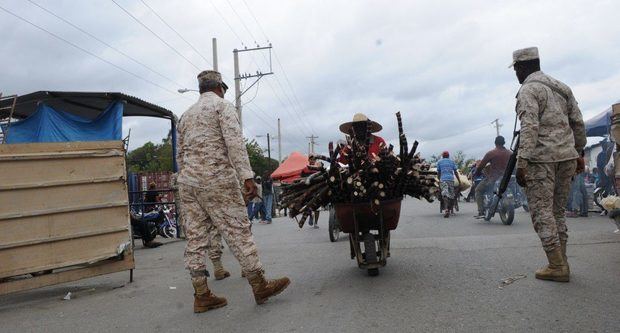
[280,112,439,227]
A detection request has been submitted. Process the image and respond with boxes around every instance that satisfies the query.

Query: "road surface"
[1,198,618,332]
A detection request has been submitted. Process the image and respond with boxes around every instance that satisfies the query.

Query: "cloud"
[1,0,619,163]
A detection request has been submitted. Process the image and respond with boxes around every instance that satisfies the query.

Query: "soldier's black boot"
[535,247,569,282]
[246,270,290,304]
[191,275,227,313]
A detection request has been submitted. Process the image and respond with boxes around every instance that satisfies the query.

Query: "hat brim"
[339,120,382,134]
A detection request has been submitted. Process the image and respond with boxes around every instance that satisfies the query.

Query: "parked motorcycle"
[130,205,178,246]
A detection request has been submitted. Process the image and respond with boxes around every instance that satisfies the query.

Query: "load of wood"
[280,112,439,228]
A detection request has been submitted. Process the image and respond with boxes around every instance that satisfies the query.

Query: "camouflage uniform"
[516,71,586,251]
[177,89,262,275]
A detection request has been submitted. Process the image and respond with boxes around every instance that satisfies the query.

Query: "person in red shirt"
[474,136,512,218]
[337,113,386,164]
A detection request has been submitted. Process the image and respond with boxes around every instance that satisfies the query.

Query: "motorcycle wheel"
[500,202,515,225]
[162,225,177,238]
[328,207,340,242]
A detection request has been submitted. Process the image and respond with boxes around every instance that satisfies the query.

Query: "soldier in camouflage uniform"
[512,47,586,282]
[176,70,290,313]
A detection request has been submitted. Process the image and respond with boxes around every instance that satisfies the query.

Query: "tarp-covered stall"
[0,91,177,295]
[271,151,309,184]
[585,106,612,137]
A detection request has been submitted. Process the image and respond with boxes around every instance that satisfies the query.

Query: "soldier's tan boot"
[560,240,570,275]
[191,275,227,313]
[535,247,570,282]
[211,259,230,280]
[246,270,290,304]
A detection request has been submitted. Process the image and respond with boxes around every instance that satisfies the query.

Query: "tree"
[126,137,279,176]
[245,139,279,178]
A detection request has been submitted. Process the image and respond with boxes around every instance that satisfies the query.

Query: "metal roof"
[0,91,175,121]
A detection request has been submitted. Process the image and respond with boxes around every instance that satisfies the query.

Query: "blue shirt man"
[437,156,457,181]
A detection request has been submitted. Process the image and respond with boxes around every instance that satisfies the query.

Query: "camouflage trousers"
[524,160,576,252]
[179,183,262,274]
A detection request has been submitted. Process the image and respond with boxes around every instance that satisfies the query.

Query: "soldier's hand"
[575,157,585,175]
[516,167,527,188]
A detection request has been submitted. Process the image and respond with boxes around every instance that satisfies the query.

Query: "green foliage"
[127,136,279,175]
[428,150,477,173]
[245,139,279,177]
[126,139,173,173]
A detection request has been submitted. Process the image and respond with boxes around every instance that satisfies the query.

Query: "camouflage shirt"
[176,92,253,188]
[516,71,586,167]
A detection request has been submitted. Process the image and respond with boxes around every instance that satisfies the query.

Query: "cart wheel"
[368,268,379,276]
[328,207,340,242]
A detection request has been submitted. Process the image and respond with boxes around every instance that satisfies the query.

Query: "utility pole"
[212,38,218,71]
[233,44,274,130]
[233,50,242,126]
[277,118,282,163]
[492,118,502,137]
[306,135,318,154]
[256,133,273,169]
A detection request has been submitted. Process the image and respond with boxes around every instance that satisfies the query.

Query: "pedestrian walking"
[511,47,586,282]
[437,151,460,218]
[260,175,274,224]
[176,70,290,313]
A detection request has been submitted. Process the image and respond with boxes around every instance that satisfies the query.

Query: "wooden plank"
[0,149,124,161]
[0,140,124,155]
[0,231,131,278]
[0,206,129,246]
[0,255,134,296]
[0,176,125,191]
[0,181,128,219]
[0,201,128,220]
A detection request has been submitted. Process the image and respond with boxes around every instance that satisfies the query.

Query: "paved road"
[1,198,619,332]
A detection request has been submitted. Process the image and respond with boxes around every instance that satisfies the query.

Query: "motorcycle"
[130,205,178,245]
[482,176,517,225]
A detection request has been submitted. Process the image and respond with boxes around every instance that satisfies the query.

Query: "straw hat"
[339,113,382,134]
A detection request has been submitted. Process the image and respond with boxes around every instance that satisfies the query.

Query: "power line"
[237,0,316,134]
[224,0,257,44]
[209,0,245,47]
[25,0,190,95]
[0,4,180,97]
[240,0,269,41]
[138,0,212,68]
[110,0,201,71]
[208,0,313,138]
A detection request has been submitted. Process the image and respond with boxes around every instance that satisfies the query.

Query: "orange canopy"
[271,151,308,184]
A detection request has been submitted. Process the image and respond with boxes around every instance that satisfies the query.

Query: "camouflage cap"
[197,70,222,83]
[509,47,539,68]
[197,70,228,90]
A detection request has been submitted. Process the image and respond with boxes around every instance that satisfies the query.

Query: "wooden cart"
[333,198,402,276]
[0,141,134,295]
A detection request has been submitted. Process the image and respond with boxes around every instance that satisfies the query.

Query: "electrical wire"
[208,0,313,141]
[25,0,190,95]
[138,0,212,68]
[236,0,316,134]
[0,5,180,97]
[110,0,201,71]
[224,0,257,44]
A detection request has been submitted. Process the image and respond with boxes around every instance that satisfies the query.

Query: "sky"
[1,0,619,161]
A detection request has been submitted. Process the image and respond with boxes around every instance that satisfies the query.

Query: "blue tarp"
[584,106,612,137]
[1,101,123,143]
